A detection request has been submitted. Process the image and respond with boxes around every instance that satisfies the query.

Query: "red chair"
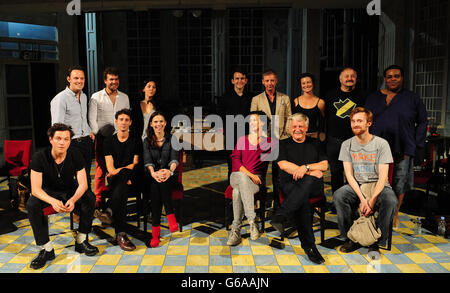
[42,206,74,230]
[143,150,184,233]
[0,140,32,208]
[277,189,327,243]
[224,185,267,232]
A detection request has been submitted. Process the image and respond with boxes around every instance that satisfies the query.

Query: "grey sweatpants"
[229,171,262,231]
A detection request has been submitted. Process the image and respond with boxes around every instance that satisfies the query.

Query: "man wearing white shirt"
[88,67,130,206]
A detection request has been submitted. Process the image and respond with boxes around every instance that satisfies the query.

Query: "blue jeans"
[392,155,414,195]
[333,184,398,246]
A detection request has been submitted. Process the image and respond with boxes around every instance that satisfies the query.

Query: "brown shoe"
[116,233,136,251]
[94,209,113,225]
[340,239,360,253]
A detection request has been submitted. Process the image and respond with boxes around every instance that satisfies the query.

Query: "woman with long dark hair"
[143,111,180,247]
[140,79,160,140]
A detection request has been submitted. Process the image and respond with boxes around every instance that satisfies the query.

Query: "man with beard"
[365,65,427,227]
[270,113,328,264]
[333,107,397,255]
[89,67,130,208]
[324,67,366,194]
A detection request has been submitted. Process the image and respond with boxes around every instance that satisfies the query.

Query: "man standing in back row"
[324,67,366,194]
[89,67,130,207]
[50,65,94,189]
[251,69,292,209]
[365,65,427,227]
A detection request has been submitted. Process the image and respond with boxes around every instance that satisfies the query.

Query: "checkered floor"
[0,162,449,273]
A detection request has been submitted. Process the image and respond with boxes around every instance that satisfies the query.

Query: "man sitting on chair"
[333,107,397,255]
[27,123,98,270]
[102,108,141,251]
[271,113,328,264]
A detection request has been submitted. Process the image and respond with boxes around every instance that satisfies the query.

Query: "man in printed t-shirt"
[324,67,366,194]
[333,107,397,255]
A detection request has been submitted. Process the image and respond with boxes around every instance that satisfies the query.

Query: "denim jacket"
[143,134,179,173]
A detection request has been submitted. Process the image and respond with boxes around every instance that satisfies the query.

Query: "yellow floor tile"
[210,266,233,273]
[67,264,93,273]
[392,235,411,244]
[9,253,35,264]
[23,230,35,237]
[405,253,436,264]
[303,265,330,273]
[0,263,4,268]
[421,235,449,243]
[414,243,443,253]
[324,229,340,238]
[210,246,230,255]
[231,255,255,266]
[395,264,427,273]
[187,255,209,266]
[95,245,108,255]
[19,265,46,273]
[1,244,27,254]
[172,230,190,238]
[256,266,281,273]
[96,254,122,266]
[401,220,415,228]
[0,235,20,244]
[53,253,79,265]
[123,245,147,255]
[275,255,301,266]
[190,237,210,246]
[440,263,450,271]
[141,255,165,266]
[292,245,306,255]
[166,245,188,255]
[251,246,273,255]
[350,265,371,273]
[386,245,402,254]
[114,265,139,273]
[211,230,228,238]
[161,266,185,273]
[323,254,347,266]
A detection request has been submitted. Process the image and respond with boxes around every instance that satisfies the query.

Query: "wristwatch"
[305,165,310,171]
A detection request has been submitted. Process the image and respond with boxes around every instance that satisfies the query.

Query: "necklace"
[54,160,65,178]
[156,137,165,142]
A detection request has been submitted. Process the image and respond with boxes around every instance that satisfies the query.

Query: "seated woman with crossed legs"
[227,111,277,246]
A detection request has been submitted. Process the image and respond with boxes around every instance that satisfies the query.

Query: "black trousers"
[326,136,345,193]
[26,189,95,246]
[70,137,94,190]
[277,175,323,249]
[148,175,175,227]
[108,169,134,235]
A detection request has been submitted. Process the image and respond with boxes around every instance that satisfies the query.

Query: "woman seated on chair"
[143,111,180,248]
[227,111,277,246]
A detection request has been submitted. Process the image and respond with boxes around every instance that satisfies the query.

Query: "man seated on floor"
[271,113,328,264]
[333,107,398,254]
[102,108,141,251]
[27,123,98,270]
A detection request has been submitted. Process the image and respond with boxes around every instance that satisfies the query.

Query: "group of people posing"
[25,63,427,269]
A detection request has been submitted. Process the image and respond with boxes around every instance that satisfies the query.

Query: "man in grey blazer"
[251,69,292,208]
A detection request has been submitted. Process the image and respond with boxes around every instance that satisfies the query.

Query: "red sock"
[150,226,160,248]
[167,213,179,233]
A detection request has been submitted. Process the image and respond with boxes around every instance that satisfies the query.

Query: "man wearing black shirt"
[324,67,366,193]
[27,123,98,270]
[103,108,140,251]
[219,68,254,182]
[271,113,328,264]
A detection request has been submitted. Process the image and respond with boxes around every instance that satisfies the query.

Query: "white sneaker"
[249,223,260,241]
[227,229,242,246]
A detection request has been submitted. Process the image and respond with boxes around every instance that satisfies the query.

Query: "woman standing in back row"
[292,73,325,140]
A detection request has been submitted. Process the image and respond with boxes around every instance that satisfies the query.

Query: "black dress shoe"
[30,249,55,270]
[340,239,361,253]
[75,240,99,256]
[304,246,325,264]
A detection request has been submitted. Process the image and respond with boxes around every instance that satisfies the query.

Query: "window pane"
[0,21,58,41]
[7,97,31,126]
[5,65,29,95]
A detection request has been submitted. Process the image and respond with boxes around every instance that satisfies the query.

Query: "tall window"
[414,0,448,127]
[228,8,264,94]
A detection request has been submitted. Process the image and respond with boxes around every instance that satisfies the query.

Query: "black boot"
[30,249,55,270]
